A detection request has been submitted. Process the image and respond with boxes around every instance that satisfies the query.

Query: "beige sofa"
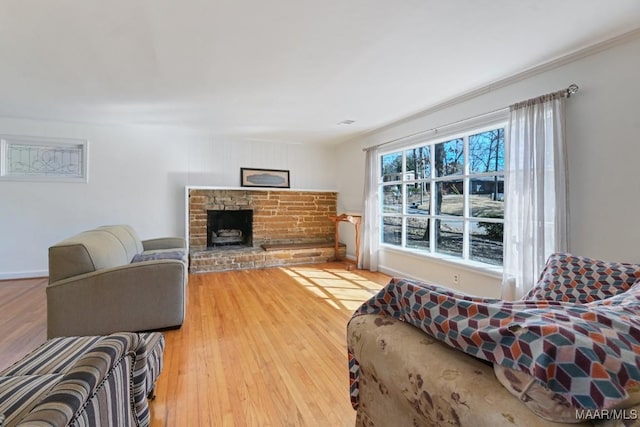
[47,225,188,338]
[348,314,593,427]
[348,253,640,426]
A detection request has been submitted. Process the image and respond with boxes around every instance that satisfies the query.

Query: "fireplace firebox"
[207,210,253,247]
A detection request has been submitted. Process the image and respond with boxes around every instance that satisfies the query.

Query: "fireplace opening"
[207,210,253,247]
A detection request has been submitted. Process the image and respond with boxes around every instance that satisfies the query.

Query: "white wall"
[335,34,640,297]
[4,34,638,283]
[0,119,336,279]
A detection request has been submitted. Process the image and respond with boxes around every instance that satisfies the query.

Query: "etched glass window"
[1,136,88,182]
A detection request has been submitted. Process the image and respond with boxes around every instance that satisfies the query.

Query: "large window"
[380,125,505,267]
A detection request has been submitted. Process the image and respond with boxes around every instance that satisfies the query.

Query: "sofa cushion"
[48,230,132,282]
[0,336,103,376]
[0,374,62,426]
[97,225,144,261]
[132,248,188,265]
[523,253,640,303]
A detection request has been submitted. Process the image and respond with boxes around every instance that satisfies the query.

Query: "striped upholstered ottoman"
[0,332,164,427]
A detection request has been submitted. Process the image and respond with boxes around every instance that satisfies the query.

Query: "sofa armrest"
[142,237,186,251]
[17,333,145,427]
[47,260,186,338]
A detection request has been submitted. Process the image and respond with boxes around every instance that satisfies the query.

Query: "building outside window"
[379,124,505,267]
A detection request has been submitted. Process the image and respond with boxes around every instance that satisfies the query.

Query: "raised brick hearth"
[188,188,344,273]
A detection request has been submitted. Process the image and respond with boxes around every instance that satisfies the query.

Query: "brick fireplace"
[187,187,344,273]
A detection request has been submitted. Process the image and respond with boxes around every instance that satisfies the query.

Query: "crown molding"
[357,27,640,143]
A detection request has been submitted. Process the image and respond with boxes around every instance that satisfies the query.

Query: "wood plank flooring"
[0,277,47,370]
[0,262,390,426]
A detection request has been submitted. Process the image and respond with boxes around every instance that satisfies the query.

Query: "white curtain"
[502,92,569,300]
[359,147,380,271]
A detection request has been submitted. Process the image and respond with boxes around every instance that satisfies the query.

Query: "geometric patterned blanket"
[348,276,640,410]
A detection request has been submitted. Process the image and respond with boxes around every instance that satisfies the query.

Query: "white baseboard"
[0,270,48,280]
[377,265,422,282]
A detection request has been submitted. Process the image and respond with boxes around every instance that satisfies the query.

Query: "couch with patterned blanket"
[347,253,640,426]
[0,332,164,427]
[47,224,188,338]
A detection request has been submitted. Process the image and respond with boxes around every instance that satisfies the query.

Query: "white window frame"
[0,135,89,183]
[378,116,507,271]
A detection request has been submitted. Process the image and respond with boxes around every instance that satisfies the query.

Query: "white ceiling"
[1,1,639,145]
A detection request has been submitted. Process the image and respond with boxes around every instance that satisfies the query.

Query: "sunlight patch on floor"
[281,266,384,311]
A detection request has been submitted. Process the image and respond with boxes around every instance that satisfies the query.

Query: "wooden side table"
[328,213,362,269]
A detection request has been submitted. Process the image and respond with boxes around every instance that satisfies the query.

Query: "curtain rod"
[363,83,579,152]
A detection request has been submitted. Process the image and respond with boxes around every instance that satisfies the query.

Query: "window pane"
[435,138,463,177]
[470,221,503,266]
[406,217,430,250]
[382,184,402,213]
[470,175,504,218]
[435,219,463,258]
[382,216,402,246]
[407,183,430,214]
[381,152,402,182]
[405,146,430,180]
[469,129,504,174]
[377,126,506,269]
[435,180,463,216]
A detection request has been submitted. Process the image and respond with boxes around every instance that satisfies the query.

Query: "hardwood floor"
[0,262,390,426]
[0,277,47,370]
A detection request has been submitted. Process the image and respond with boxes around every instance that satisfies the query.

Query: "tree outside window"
[379,126,505,267]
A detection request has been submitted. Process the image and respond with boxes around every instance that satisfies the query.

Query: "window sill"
[379,244,503,280]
